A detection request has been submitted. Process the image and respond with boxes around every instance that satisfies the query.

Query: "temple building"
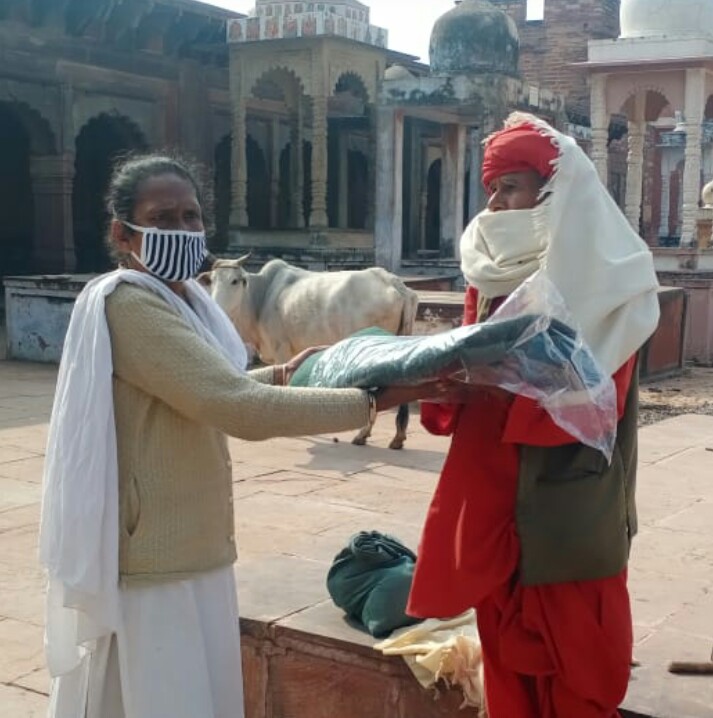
[373,0,563,272]
[0,0,241,278]
[225,0,565,271]
[581,0,713,364]
[583,0,713,248]
[0,0,613,279]
[223,0,393,269]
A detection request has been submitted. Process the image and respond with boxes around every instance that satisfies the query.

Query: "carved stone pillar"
[659,163,671,240]
[681,119,704,247]
[625,121,645,231]
[309,94,329,228]
[30,154,75,273]
[290,101,305,229]
[440,123,467,259]
[229,64,249,228]
[590,73,610,186]
[270,117,280,229]
[681,68,706,247]
[407,121,422,255]
[374,107,404,271]
[178,60,210,164]
[468,128,483,220]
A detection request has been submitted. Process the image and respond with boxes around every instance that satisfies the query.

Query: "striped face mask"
[124,221,207,282]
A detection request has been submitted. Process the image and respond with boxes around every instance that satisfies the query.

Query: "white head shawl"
[39,270,248,683]
[461,112,660,375]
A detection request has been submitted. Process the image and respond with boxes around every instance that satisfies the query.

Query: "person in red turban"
[480,121,558,191]
[408,115,660,718]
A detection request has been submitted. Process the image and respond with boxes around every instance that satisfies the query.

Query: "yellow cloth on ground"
[374,609,485,713]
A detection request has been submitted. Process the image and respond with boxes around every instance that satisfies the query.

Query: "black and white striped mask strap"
[123,221,207,282]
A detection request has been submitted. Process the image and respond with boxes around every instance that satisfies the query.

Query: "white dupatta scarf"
[39,269,248,681]
[461,112,660,375]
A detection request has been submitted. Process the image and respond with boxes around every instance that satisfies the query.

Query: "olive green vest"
[515,364,639,586]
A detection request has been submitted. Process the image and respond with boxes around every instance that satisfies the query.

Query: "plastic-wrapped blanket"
[291,272,618,460]
[301,316,593,390]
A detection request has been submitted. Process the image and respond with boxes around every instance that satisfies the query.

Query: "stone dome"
[384,64,414,81]
[620,0,713,38]
[429,0,519,76]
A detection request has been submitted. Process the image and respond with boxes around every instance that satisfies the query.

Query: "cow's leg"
[388,403,410,450]
[352,421,373,446]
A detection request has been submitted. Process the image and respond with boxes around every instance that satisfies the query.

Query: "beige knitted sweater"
[105,283,369,582]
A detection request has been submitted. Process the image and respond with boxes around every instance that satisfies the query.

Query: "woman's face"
[112,173,204,259]
[486,170,544,212]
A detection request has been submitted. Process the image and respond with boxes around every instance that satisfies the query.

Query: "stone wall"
[0,1,236,276]
[491,0,621,121]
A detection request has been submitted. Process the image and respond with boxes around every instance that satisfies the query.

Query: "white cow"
[199,256,419,449]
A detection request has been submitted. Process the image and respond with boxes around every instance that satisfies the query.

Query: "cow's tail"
[394,280,419,336]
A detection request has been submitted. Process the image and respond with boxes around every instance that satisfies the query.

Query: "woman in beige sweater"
[41,153,444,718]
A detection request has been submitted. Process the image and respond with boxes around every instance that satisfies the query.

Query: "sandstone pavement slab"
[0,358,712,718]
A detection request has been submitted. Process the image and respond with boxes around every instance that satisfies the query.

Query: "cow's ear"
[197,272,212,288]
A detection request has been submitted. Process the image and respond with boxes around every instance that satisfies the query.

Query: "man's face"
[486,170,544,212]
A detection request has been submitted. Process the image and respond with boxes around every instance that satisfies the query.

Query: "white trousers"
[48,566,245,718]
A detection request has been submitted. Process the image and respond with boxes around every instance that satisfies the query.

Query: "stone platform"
[0,360,712,717]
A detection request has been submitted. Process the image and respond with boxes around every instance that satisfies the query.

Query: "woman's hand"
[375,380,512,410]
[374,381,453,411]
[428,380,513,405]
[273,346,329,386]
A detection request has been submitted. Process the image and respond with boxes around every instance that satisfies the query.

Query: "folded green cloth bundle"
[326,531,422,638]
[290,326,394,387]
[290,316,614,458]
[290,315,599,391]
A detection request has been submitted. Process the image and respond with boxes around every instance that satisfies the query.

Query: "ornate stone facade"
[0,0,238,276]
[583,0,713,365]
[585,0,713,247]
[227,0,566,272]
[228,0,387,48]
[227,27,388,265]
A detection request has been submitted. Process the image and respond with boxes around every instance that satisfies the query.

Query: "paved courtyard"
[0,359,712,717]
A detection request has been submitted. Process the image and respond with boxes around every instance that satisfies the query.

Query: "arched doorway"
[73,114,147,272]
[214,134,232,251]
[246,67,306,230]
[329,72,371,230]
[0,104,34,276]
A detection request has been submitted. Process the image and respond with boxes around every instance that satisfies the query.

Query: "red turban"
[481,123,558,189]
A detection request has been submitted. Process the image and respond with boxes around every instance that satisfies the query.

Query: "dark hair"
[105,151,214,263]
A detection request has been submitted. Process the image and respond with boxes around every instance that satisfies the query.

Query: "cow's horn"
[235,252,252,266]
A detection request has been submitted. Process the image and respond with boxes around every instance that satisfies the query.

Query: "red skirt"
[408,394,633,717]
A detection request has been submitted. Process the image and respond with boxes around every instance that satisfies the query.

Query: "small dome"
[384,65,414,81]
[620,0,713,38]
[429,0,519,76]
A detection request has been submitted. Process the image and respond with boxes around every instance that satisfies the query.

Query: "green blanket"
[290,327,393,387]
[290,315,597,390]
[326,531,422,638]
